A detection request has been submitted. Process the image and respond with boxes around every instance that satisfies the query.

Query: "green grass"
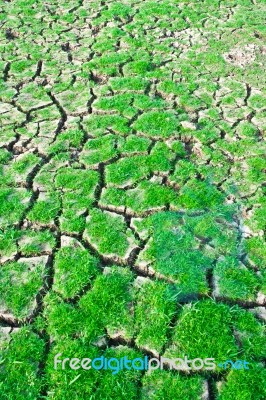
[141,371,206,400]
[0,258,46,319]
[214,257,260,301]
[133,111,179,138]
[109,77,149,92]
[91,346,143,400]
[164,300,238,362]
[84,209,138,258]
[83,114,130,136]
[80,134,118,167]
[0,228,21,260]
[0,327,45,400]
[78,266,134,340]
[45,343,143,400]
[0,0,265,397]
[45,338,100,399]
[49,129,84,155]
[0,188,31,228]
[165,299,266,364]
[218,364,266,400]
[117,135,151,154]
[53,245,100,299]
[134,279,177,353]
[27,192,61,225]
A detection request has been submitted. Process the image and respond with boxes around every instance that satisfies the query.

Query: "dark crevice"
[47,92,68,134]
[32,60,43,81]
[207,378,217,400]
[3,61,10,81]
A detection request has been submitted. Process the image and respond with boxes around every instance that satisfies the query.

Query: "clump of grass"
[27,192,61,224]
[80,134,118,167]
[109,77,149,92]
[0,258,46,318]
[214,257,260,301]
[45,338,99,399]
[84,209,138,258]
[53,246,100,299]
[133,111,179,138]
[218,363,266,400]
[134,279,177,353]
[141,370,205,400]
[164,300,238,361]
[0,327,45,400]
[0,188,31,228]
[18,229,56,256]
[79,266,134,340]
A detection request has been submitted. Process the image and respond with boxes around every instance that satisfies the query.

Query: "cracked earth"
[0,0,266,399]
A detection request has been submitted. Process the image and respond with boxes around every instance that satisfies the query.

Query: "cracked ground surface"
[0,0,266,399]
